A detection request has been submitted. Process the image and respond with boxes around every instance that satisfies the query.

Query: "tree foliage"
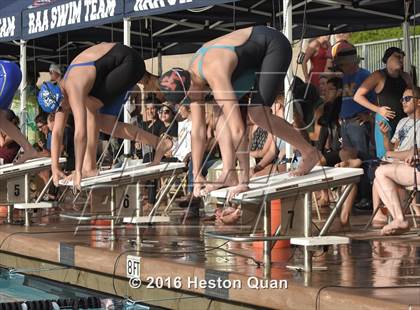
[350,26,420,44]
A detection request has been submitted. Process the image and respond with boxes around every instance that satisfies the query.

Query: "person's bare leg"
[372,184,387,226]
[248,106,319,176]
[203,108,238,194]
[340,185,357,229]
[82,106,100,178]
[0,111,43,164]
[98,114,172,164]
[374,164,413,235]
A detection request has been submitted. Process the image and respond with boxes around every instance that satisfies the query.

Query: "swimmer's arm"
[51,108,69,172]
[211,76,249,185]
[67,87,87,176]
[190,101,207,179]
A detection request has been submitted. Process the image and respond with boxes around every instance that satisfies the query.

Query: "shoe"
[353,198,373,213]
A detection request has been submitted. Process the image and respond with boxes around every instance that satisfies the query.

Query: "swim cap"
[159,68,191,104]
[38,81,63,113]
[382,47,405,64]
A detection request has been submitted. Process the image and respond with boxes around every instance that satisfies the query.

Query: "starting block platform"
[0,157,66,180]
[0,157,66,227]
[58,161,186,241]
[205,166,363,275]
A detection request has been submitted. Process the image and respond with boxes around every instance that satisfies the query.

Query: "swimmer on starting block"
[0,60,43,163]
[37,43,172,190]
[158,26,320,199]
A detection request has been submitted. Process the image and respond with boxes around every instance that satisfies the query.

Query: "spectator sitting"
[35,113,50,153]
[140,101,165,211]
[372,87,420,226]
[318,75,328,99]
[354,47,411,159]
[158,102,178,144]
[317,77,342,154]
[0,110,21,164]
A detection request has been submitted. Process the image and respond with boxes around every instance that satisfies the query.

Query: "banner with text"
[124,0,234,18]
[0,14,19,41]
[22,0,124,40]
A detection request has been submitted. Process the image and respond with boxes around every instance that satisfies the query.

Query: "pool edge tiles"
[0,226,418,310]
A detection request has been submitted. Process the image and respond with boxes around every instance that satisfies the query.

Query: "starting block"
[205,166,363,275]
[59,161,186,241]
[0,157,66,226]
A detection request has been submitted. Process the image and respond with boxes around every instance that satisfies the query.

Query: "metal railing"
[355,35,420,73]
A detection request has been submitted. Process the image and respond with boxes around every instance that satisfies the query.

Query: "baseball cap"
[331,41,361,66]
[382,47,405,64]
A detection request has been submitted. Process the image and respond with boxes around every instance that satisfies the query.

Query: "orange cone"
[253,199,290,249]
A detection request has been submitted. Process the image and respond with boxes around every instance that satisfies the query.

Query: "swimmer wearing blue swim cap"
[44,43,172,190]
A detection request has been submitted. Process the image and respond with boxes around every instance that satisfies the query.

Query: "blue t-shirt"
[46,131,52,151]
[340,68,375,118]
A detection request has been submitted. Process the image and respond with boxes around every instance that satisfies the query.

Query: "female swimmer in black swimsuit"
[38,43,171,190]
[159,26,320,200]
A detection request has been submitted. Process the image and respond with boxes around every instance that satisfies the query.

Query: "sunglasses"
[401,96,414,104]
[159,109,171,114]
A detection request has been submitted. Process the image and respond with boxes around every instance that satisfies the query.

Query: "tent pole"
[403,20,412,73]
[123,17,132,157]
[19,40,27,136]
[283,0,294,170]
[157,42,162,76]
[403,0,412,74]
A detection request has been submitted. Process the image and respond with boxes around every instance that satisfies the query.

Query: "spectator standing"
[302,36,330,87]
[354,47,411,158]
[332,41,375,161]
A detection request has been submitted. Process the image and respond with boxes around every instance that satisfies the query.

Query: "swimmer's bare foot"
[290,147,320,176]
[64,171,82,192]
[228,184,249,202]
[150,135,173,166]
[82,169,99,179]
[215,206,241,225]
[14,151,44,165]
[193,175,207,198]
[201,170,239,196]
[381,220,409,236]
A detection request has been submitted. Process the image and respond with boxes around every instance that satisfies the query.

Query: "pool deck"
[0,208,419,310]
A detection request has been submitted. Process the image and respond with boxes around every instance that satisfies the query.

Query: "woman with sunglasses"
[158,103,178,139]
[373,87,420,235]
[354,47,412,159]
[158,26,319,199]
[0,60,42,163]
[37,43,171,190]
